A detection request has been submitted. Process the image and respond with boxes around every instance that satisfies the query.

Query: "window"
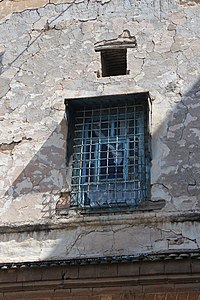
[94,30,137,78]
[101,49,127,77]
[66,93,150,210]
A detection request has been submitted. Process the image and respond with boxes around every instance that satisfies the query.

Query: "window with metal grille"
[66,93,150,210]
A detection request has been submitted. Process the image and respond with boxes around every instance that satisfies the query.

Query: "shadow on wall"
[1,78,199,260]
[3,79,200,221]
[0,50,4,74]
[153,78,200,207]
[4,119,68,219]
[41,78,200,260]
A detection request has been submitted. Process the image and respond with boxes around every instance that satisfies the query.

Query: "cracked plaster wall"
[0,0,200,262]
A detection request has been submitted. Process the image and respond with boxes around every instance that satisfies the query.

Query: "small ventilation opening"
[101,49,127,77]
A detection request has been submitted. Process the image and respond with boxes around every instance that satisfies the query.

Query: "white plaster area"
[0,0,200,261]
[0,214,199,263]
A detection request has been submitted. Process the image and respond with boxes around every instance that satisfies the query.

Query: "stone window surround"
[57,92,166,215]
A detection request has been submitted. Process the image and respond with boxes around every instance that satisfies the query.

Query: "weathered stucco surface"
[0,0,200,262]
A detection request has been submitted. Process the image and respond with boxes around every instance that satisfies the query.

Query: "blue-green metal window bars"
[66,94,150,210]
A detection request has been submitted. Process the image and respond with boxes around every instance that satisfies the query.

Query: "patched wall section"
[0,0,200,262]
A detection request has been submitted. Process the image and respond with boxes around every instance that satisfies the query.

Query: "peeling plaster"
[0,0,200,262]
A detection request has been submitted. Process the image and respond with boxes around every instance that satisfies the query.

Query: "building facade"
[0,0,200,298]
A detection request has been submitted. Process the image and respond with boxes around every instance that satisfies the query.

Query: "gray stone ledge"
[0,210,200,234]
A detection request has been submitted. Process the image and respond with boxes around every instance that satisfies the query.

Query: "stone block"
[79,264,96,279]
[191,260,200,273]
[53,289,71,298]
[0,270,17,284]
[96,264,118,278]
[140,261,164,276]
[17,268,42,282]
[70,288,93,296]
[164,260,191,274]
[118,262,139,277]
[41,266,63,281]
[62,266,79,279]
[174,283,200,292]
[143,284,174,294]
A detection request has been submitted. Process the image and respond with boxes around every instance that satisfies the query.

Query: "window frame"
[65,93,151,211]
[100,48,127,77]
